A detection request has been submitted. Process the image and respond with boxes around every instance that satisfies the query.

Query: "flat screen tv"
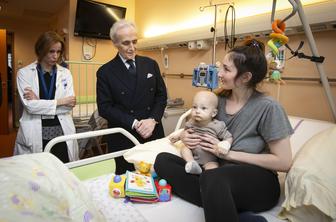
[74,0,126,39]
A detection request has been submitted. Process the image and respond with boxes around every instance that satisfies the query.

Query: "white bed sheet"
[84,173,147,222]
[83,173,285,222]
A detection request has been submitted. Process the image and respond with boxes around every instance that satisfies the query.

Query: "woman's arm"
[226,137,292,172]
[55,71,76,114]
[24,87,76,111]
[201,134,292,172]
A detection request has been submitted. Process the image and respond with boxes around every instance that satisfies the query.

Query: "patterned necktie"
[126,59,136,75]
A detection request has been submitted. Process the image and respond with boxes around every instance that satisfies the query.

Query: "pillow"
[123,130,183,165]
[288,116,335,156]
[278,126,336,222]
[0,153,105,222]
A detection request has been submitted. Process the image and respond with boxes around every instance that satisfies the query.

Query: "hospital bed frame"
[44,109,191,169]
[44,127,139,169]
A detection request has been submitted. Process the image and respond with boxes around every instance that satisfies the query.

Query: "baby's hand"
[168,129,184,143]
[169,135,179,143]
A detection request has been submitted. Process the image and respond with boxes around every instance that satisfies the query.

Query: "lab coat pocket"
[16,120,34,148]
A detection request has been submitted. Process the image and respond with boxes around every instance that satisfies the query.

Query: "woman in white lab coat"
[14,31,78,162]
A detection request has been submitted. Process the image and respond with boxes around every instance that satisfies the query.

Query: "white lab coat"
[14,62,79,161]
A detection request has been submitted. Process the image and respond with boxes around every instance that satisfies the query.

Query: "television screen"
[74,0,126,39]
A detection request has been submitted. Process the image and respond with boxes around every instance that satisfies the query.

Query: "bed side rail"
[174,109,192,132]
[44,127,140,169]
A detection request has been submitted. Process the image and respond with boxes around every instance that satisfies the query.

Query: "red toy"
[155,179,172,202]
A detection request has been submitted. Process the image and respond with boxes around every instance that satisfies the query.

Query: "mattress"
[80,116,335,222]
[83,172,286,222]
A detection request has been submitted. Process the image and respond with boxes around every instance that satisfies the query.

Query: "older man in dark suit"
[96,19,167,174]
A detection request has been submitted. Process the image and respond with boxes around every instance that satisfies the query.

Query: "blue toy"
[192,63,218,90]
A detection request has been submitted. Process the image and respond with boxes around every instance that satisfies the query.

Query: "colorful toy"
[268,46,286,84]
[267,19,288,84]
[267,19,288,56]
[155,179,172,202]
[135,161,152,176]
[109,174,126,198]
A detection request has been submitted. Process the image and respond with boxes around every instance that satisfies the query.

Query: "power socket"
[164,54,169,69]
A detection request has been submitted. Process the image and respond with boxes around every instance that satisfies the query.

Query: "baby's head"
[191,91,218,124]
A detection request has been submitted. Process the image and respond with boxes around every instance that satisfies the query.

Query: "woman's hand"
[180,129,201,149]
[23,87,39,100]
[200,134,229,158]
[57,96,76,107]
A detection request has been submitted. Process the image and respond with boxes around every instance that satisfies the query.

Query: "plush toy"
[135,161,152,176]
[268,48,286,85]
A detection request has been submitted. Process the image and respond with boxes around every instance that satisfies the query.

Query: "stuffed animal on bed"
[135,161,152,176]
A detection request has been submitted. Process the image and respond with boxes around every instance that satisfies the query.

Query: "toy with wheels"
[155,179,172,202]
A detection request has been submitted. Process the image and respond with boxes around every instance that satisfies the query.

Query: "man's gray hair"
[109,19,137,43]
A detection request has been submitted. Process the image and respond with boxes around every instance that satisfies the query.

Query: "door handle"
[0,74,2,106]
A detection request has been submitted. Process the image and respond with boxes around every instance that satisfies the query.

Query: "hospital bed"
[1,111,335,222]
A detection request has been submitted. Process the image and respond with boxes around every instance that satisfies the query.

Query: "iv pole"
[272,0,336,121]
[295,0,336,122]
[200,1,232,65]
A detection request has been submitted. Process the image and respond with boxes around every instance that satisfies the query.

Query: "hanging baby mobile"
[267,19,289,84]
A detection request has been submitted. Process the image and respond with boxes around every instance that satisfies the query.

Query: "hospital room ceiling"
[0,0,67,22]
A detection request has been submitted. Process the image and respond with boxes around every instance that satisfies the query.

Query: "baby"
[169,91,233,174]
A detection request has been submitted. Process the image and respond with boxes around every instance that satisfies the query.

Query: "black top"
[37,64,61,127]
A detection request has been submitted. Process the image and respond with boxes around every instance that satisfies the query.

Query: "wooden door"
[0,29,9,134]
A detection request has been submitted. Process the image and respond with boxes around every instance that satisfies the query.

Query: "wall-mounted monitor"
[74,0,126,39]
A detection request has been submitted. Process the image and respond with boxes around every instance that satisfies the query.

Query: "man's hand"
[23,87,39,100]
[57,96,76,107]
[135,118,156,139]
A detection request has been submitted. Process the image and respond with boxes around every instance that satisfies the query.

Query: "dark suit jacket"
[96,54,167,151]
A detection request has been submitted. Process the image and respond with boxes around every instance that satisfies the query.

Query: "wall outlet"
[196,40,210,50]
[188,41,197,50]
[164,54,169,69]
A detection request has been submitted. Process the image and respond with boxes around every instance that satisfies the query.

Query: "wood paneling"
[0,29,9,134]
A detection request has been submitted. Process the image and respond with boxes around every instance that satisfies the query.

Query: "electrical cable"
[82,37,97,60]
[223,4,236,50]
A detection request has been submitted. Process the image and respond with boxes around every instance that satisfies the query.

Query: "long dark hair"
[215,39,267,96]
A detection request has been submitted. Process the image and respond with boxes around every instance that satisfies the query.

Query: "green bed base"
[70,159,116,181]
[76,95,96,104]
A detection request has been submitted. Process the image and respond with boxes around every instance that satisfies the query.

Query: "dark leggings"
[154,152,280,222]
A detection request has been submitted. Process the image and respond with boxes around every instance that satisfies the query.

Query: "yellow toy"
[109,174,126,198]
[135,161,152,176]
